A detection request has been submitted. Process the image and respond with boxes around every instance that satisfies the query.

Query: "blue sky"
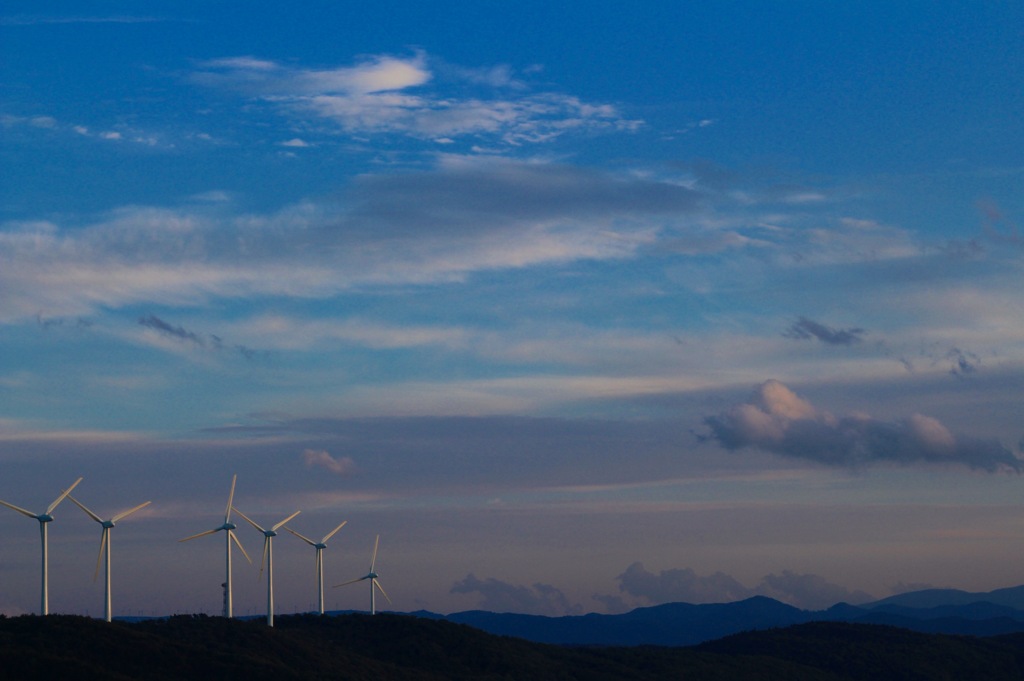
[1,1,1023,618]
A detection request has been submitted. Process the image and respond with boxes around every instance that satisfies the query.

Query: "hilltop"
[3,613,1024,680]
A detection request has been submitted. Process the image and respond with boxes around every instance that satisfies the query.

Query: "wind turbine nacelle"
[36,514,54,523]
[314,543,327,550]
[265,530,277,537]
[101,520,116,529]
[221,522,237,531]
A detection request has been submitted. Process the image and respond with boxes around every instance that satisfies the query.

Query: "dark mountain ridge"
[420,585,1024,646]
[438,595,809,646]
[864,584,1024,610]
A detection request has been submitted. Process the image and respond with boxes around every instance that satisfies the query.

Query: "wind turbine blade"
[271,510,301,532]
[94,531,107,582]
[48,477,83,514]
[370,535,380,571]
[284,527,316,546]
[111,500,151,523]
[230,530,252,564]
[322,520,347,543]
[232,507,265,533]
[0,499,39,519]
[224,474,237,522]
[258,537,269,580]
[179,527,220,542]
[332,576,368,588]
[374,580,392,604]
[67,495,103,524]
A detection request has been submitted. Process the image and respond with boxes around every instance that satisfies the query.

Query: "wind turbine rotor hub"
[37,514,54,523]
[265,530,277,537]
[221,521,236,531]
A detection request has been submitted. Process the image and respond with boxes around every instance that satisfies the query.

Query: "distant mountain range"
[12,587,1024,678]
[405,584,1024,646]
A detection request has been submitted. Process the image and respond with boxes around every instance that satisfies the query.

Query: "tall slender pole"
[370,579,376,616]
[316,550,324,615]
[104,529,112,623]
[267,540,274,627]
[39,521,48,616]
[225,530,233,618]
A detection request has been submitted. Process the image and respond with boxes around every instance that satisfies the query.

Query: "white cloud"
[192,52,641,144]
[0,159,699,321]
[309,54,431,94]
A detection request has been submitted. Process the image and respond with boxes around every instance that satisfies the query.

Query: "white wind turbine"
[233,507,301,627]
[66,495,150,622]
[334,534,390,615]
[285,520,347,615]
[0,477,83,615]
[178,474,251,618]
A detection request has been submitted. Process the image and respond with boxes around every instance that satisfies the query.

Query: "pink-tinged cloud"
[302,449,356,476]
[704,380,1022,472]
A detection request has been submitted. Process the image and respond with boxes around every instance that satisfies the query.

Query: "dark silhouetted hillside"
[3,613,1024,680]
[699,621,1024,681]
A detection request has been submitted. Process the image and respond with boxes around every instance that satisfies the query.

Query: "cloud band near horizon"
[704,380,1022,472]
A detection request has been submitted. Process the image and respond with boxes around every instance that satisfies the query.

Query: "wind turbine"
[334,534,390,615]
[0,477,83,615]
[178,474,251,618]
[285,520,347,615]
[233,507,301,627]
[66,495,150,622]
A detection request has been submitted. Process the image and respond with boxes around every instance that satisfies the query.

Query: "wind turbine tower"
[233,507,301,627]
[0,477,83,615]
[179,475,251,617]
[67,495,150,622]
[334,534,390,615]
[285,520,347,615]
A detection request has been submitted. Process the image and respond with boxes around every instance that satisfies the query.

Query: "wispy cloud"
[704,380,1022,472]
[0,159,699,322]
[1,114,57,129]
[137,314,256,360]
[235,316,468,352]
[139,314,205,346]
[0,15,170,26]
[946,347,980,378]
[4,113,162,147]
[191,52,641,144]
[784,317,865,346]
